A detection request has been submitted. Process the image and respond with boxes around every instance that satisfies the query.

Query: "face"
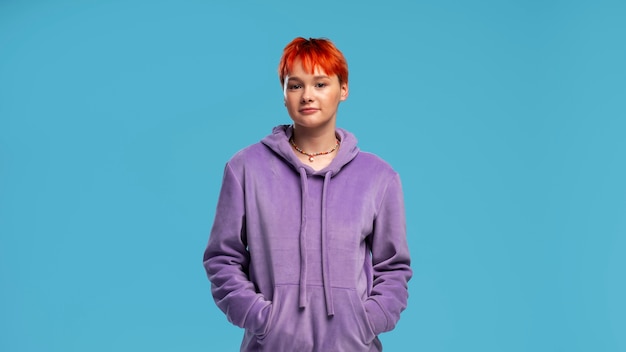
[283,60,348,130]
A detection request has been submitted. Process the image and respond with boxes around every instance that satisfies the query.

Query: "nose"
[301,86,313,103]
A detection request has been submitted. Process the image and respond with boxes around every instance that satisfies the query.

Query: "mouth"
[299,108,319,114]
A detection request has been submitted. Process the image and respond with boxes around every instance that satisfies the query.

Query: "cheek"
[284,99,297,113]
[285,95,298,108]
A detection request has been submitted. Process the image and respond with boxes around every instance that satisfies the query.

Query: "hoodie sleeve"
[364,172,413,335]
[203,162,272,335]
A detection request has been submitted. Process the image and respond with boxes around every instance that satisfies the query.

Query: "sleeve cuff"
[364,298,389,335]
[243,296,272,335]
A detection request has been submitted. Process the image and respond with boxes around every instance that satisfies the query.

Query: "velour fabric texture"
[203,125,412,351]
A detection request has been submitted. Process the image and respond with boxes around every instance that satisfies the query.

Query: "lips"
[299,108,319,114]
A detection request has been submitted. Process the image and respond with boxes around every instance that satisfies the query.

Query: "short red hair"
[278,37,349,86]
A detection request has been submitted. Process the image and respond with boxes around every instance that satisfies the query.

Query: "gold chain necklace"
[289,138,340,162]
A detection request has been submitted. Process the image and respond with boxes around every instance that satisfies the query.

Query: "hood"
[261,124,360,176]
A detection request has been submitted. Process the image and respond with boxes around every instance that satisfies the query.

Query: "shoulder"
[352,151,399,177]
[336,151,402,195]
[335,128,398,177]
[229,142,269,162]
[224,142,283,175]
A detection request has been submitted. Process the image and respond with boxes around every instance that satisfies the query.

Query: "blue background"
[1,0,625,351]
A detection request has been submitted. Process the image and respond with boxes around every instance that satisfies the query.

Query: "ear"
[340,82,349,101]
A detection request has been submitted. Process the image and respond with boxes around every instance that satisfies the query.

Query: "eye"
[315,82,327,88]
[288,84,302,90]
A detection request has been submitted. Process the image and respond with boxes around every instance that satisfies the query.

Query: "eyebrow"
[287,75,331,81]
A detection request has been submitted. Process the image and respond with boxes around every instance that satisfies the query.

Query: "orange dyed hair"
[278,37,349,85]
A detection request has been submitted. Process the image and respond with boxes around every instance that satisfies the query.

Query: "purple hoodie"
[203,125,412,351]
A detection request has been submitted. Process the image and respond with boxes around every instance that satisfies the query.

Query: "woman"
[203,37,412,351]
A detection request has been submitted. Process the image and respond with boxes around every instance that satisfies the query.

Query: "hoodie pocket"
[254,286,315,350]
[254,286,377,350]
[346,289,376,344]
[255,287,280,340]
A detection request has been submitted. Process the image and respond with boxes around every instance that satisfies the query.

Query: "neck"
[291,124,337,152]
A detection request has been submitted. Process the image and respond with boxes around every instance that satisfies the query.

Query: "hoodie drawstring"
[321,171,334,316]
[297,168,335,317]
[298,168,308,309]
